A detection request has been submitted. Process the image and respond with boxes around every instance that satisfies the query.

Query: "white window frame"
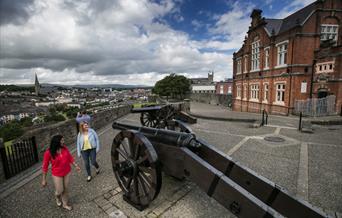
[264,47,270,70]
[315,61,335,74]
[251,40,260,71]
[250,84,259,101]
[276,41,288,68]
[236,84,241,99]
[236,58,242,75]
[262,83,269,103]
[274,83,286,105]
[243,84,247,100]
[320,24,338,44]
[244,55,248,73]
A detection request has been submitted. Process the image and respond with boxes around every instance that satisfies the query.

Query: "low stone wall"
[233,99,290,115]
[0,139,5,184]
[0,105,131,184]
[190,93,232,107]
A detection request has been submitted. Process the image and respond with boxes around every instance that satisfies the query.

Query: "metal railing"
[294,95,336,117]
[0,137,39,179]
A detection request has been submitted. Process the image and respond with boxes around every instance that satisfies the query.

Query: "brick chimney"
[250,9,263,27]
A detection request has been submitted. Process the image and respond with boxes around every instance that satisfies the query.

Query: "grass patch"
[132,102,157,108]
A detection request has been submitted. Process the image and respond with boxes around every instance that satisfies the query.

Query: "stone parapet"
[14,105,131,161]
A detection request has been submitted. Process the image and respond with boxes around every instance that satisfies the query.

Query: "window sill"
[236,97,241,100]
[262,100,268,104]
[273,101,285,106]
[250,99,260,103]
[250,69,261,73]
[263,67,270,70]
[274,65,288,69]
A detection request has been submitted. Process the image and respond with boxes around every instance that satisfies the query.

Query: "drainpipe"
[310,59,316,98]
[288,36,295,115]
[288,69,292,115]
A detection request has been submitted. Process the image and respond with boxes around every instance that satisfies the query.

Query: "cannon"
[111,121,328,218]
[131,104,176,128]
[131,104,196,128]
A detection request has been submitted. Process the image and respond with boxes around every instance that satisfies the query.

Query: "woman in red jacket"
[41,135,81,210]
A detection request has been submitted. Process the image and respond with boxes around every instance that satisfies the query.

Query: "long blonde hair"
[79,122,89,134]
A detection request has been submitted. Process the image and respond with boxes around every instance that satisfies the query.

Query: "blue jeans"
[81,148,99,176]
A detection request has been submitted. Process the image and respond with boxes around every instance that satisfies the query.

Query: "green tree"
[44,113,66,122]
[66,107,79,119]
[152,74,190,100]
[0,122,24,141]
[20,117,33,127]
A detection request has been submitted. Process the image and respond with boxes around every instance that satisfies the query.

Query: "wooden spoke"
[133,143,140,160]
[125,176,133,190]
[121,139,130,157]
[136,154,148,164]
[138,172,152,189]
[116,148,129,160]
[138,175,149,198]
[128,137,135,158]
[138,166,153,175]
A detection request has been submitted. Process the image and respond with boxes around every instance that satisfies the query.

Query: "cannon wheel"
[111,130,162,210]
[140,111,159,128]
[160,105,175,122]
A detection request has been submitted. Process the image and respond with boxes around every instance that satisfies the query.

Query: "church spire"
[35,73,40,96]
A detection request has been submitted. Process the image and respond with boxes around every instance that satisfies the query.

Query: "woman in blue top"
[77,120,100,182]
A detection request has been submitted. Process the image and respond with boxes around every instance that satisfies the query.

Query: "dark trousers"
[81,148,99,176]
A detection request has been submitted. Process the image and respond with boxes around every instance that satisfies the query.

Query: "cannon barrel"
[113,121,198,148]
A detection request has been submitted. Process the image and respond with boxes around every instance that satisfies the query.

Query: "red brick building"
[232,0,341,115]
[215,79,233,95]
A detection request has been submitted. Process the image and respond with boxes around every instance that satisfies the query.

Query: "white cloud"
[207,1,254,50]
[0,0,231,85]
[273,0,316,18]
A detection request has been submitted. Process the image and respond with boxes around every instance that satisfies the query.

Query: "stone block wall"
[0,139,5,184]
[190,93,232,107]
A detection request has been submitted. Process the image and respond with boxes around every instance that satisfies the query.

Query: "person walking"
[76,120,100,182]
[75,110,91,133]
[41,135,81,211]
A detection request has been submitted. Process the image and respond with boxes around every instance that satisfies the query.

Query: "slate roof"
[264,19,283,35]
[264,1,317,36]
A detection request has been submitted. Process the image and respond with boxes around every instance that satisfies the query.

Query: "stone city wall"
[0,105,131,184]
[190,93,232,107]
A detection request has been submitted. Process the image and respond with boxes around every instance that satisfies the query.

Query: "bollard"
[298,112,302,131]
[261,110,265,126]
[265,111,268,125]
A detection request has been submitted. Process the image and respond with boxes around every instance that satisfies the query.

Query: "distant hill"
[0,84,35,92]
[13,83,152,89]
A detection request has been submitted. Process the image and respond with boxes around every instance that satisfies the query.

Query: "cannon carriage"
[131,104,176,128]
[111,119,328,218]
[131,103,196,128]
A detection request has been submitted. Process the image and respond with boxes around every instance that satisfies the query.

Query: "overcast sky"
[0,0,315,86]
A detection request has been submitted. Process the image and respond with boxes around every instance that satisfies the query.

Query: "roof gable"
[263,1,317,36]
